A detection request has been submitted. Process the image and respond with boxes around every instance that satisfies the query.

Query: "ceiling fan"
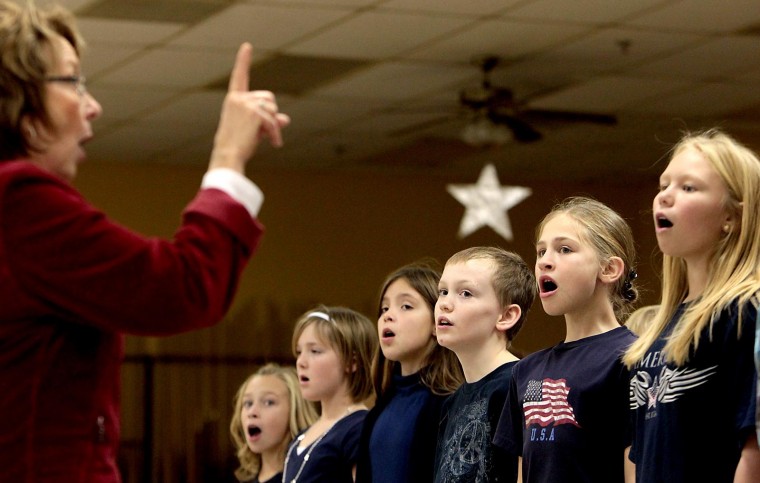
[391,55,617,146]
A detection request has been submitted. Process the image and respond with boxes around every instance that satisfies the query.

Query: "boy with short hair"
[433,246,536,482]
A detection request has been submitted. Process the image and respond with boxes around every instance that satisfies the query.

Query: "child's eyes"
[682,184,696,192]
[242,400,253,409]
[537,248,546,257]
[263,399,277,407]
[401,303,413,310]
[379,306,389,314]
[460,290,473,298]
[438,288,448,297]
[559,246,572,254]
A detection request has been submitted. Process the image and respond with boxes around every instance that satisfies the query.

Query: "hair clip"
[307,311,331,322]
[627,269,638,281]
[623,268,638,301]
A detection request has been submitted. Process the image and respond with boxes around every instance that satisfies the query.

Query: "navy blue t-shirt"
[252,472,282,483]
[368,372,435,482]
[434,361,517,483]
[629,301,757,483]
[283,410,366,483]
[494,326,636,483]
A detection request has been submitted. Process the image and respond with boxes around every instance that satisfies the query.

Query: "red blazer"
[0,161,264,482]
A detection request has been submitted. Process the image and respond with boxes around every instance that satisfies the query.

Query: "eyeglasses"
[45,75,87,96]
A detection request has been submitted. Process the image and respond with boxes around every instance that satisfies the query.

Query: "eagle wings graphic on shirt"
[629,365,717,410]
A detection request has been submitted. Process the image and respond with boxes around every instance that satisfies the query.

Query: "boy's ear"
[496,304,522,332]
[599,256,625,284]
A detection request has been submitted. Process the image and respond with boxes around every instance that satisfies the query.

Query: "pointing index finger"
[228,42,252,93]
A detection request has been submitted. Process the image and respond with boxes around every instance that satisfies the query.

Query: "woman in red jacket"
[0,1,289,481]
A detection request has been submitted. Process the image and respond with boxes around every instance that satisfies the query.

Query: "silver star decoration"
[447,163,531,241]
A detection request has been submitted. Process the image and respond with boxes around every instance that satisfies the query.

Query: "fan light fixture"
[460,116,512,147]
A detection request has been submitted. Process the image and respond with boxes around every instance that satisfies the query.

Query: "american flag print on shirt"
[523,378,581,428]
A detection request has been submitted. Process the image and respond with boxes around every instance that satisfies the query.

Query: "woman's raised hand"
[210,43,290,173]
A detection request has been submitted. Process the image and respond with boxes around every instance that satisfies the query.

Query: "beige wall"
[76,161,661,358]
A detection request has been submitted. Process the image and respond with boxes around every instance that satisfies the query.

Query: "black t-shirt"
[494,327,636,483]
[629,301,757,483]
[283,410,366,483]
[434,361,517,483]
[252,472,282,483]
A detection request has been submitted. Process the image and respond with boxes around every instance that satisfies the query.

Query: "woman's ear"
[600,256,625,284]
[21,115,47,152]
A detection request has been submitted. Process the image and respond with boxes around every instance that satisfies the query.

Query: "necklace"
[282,405,361,483]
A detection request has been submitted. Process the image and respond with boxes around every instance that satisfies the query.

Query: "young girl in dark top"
[286,306,377,483]
[494,197,638,482]
[230,364,318,483]
[623,130,760,482]
[356,262,464,482]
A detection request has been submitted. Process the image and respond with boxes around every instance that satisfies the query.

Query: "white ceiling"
[39,0,760,181]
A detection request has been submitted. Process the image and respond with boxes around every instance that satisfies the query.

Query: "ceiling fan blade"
[487,111,542,143]
[523,109,617,125]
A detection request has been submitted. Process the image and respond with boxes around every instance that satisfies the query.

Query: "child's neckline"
[559,325,626,347]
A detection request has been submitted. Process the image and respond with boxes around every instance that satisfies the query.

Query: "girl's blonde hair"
[292,305,378,403]
[536,197,639,320]
[373,262,464,397]
[229,364,318,482]
[624,129,760,368]
[625,305,659,336]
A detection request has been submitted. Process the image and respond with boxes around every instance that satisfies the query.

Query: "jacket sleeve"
[0,164,263,335]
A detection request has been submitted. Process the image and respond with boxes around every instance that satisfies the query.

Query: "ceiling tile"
[79,0,228,23]
[287,10,471,59]
[736,65,760,82]
[168,3,350,51]
[382,0,521,16]
[205,54,373,95]
[96,47,237,87]
[528,76,693,113]
[87,85,180,123]
[628,82,760,117]
[341,109,460,136]
[533,27,704,74]
[82,45,144,78]
[632,37,760,81]
[310,61,475,100]
[505,0,667,24]
[271,0,378,6]
[50,0,101,12]
[405,18,590,63]
[77,18,185,46]
[626,0,760,33]
[139,92,226,131]
[277,97,386,134]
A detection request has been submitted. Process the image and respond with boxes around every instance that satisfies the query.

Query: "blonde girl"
[286,306,377,483]
[230,364,318,483]
[356,262,464,482]
[624,129,760,482]
[494,197,638,482]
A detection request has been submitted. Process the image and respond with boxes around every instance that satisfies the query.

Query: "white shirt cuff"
[201,168,263,218]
